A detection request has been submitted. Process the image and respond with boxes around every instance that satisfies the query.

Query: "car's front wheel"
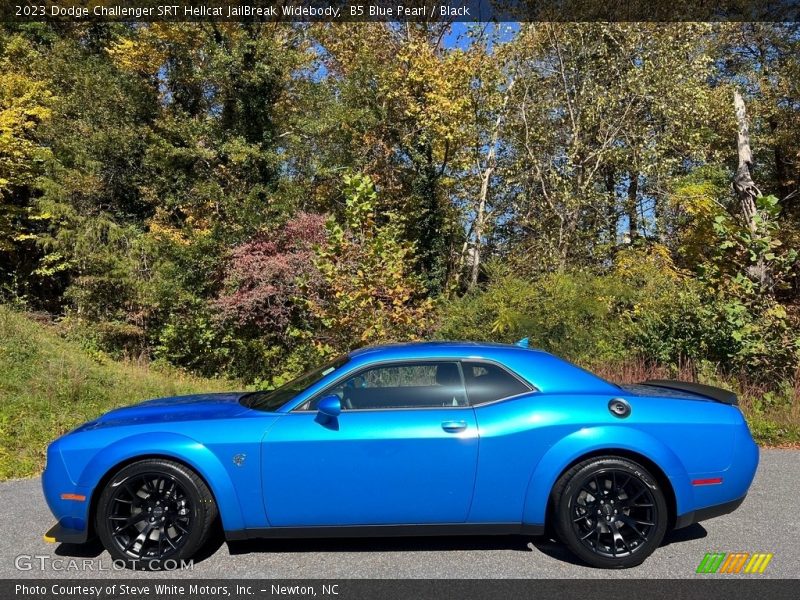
[551,456,668,568]
[95,458,217,570]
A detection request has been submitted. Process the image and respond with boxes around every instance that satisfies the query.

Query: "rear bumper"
[674,495,746,529]
[674,418,757,529]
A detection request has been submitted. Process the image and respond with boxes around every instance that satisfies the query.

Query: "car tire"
[551,456,668,569]
[95,458,217,570]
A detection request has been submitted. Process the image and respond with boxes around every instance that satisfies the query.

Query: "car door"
[261,361,479,526]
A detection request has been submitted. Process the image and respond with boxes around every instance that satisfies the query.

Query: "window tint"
[463,362,531,405]
[310,362,468,410]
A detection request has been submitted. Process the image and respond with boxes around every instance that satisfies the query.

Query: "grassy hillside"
[0,306,236,479]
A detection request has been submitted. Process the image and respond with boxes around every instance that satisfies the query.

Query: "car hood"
[74,392,251,431]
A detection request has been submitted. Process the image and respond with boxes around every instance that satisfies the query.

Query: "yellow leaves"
[613,244,681,282]
[669,169,730,267]
[0,72,53,126]
[0,71,54,191]
[107,24,202,76]
[764,303,787,321]
[0,49,54,251]
[29,210,52,221]
[147,221,189,246]
[321,25,474,159]
[145,206,209,246]
[382,40,473,151]
[107,37,165,75]
[32,251,71,277]
[310,174,433,347]
[671,181,719,218]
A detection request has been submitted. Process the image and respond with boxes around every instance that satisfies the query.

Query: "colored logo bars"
[696,552,773,574]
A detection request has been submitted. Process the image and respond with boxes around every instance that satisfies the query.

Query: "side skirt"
[225,523,545,542]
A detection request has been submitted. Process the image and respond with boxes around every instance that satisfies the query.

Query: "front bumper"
[44,521,90,544]
[42,442,92,543]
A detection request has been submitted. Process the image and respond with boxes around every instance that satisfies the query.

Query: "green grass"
[0,306,236,479]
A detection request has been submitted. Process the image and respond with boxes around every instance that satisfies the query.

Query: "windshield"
[240,355,350,412]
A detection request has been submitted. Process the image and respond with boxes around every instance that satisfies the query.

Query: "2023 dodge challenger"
[42,341,759,569]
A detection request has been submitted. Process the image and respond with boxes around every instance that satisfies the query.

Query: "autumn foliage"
[0,22,799,440]
[215,213,327,332]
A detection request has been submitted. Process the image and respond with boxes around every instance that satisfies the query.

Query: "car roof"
[345,341,621,395]
[348,340,538,360]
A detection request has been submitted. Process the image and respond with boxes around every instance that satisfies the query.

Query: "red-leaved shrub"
[214,213,327,337]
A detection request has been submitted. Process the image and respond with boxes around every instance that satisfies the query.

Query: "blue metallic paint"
[42,342,759,543]
[262,407,479,526]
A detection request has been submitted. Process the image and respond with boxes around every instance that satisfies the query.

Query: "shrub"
[214,212,326,333]
[437,247,800,382]
[437,268,628,363]
[309,173,433,351]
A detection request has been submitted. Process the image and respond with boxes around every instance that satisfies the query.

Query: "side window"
[311,362,468,410]
[462,362,531,405]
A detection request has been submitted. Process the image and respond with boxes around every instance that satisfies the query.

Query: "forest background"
[1,21,799,476]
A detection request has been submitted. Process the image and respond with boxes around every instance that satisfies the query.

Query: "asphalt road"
[1,450,797,579]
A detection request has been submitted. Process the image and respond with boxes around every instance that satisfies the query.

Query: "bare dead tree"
[469,78,515,289]
[732,89,770,290]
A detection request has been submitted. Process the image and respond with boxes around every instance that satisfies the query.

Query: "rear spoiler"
[640,380,738,406]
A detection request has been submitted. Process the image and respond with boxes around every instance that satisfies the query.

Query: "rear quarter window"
[463,361,532,405]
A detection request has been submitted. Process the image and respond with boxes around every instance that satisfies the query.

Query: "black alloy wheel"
[106,473,192,559]
[95,459,217,570]
[552,457,669,568]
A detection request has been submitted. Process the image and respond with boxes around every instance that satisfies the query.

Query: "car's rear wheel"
[95,459,217,570]
[552,456,668,568]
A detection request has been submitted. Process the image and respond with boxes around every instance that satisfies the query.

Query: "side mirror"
[316,394,342,423]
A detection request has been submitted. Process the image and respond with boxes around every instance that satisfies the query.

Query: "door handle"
[441,420,467,433]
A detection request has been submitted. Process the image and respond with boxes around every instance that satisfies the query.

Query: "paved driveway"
[1,450,796,579]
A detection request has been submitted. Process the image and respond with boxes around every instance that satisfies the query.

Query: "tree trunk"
[733,90,760,233]
[605,168,618,253]
[469,79,515,289]
[469,178,490,288]
[732,89,769,289]
[626,172,639,241]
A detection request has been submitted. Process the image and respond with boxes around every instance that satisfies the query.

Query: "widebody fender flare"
[521,426,694,525]
[77,432,246,531]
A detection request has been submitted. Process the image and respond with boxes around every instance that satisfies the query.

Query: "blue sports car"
[42,341,758,569]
